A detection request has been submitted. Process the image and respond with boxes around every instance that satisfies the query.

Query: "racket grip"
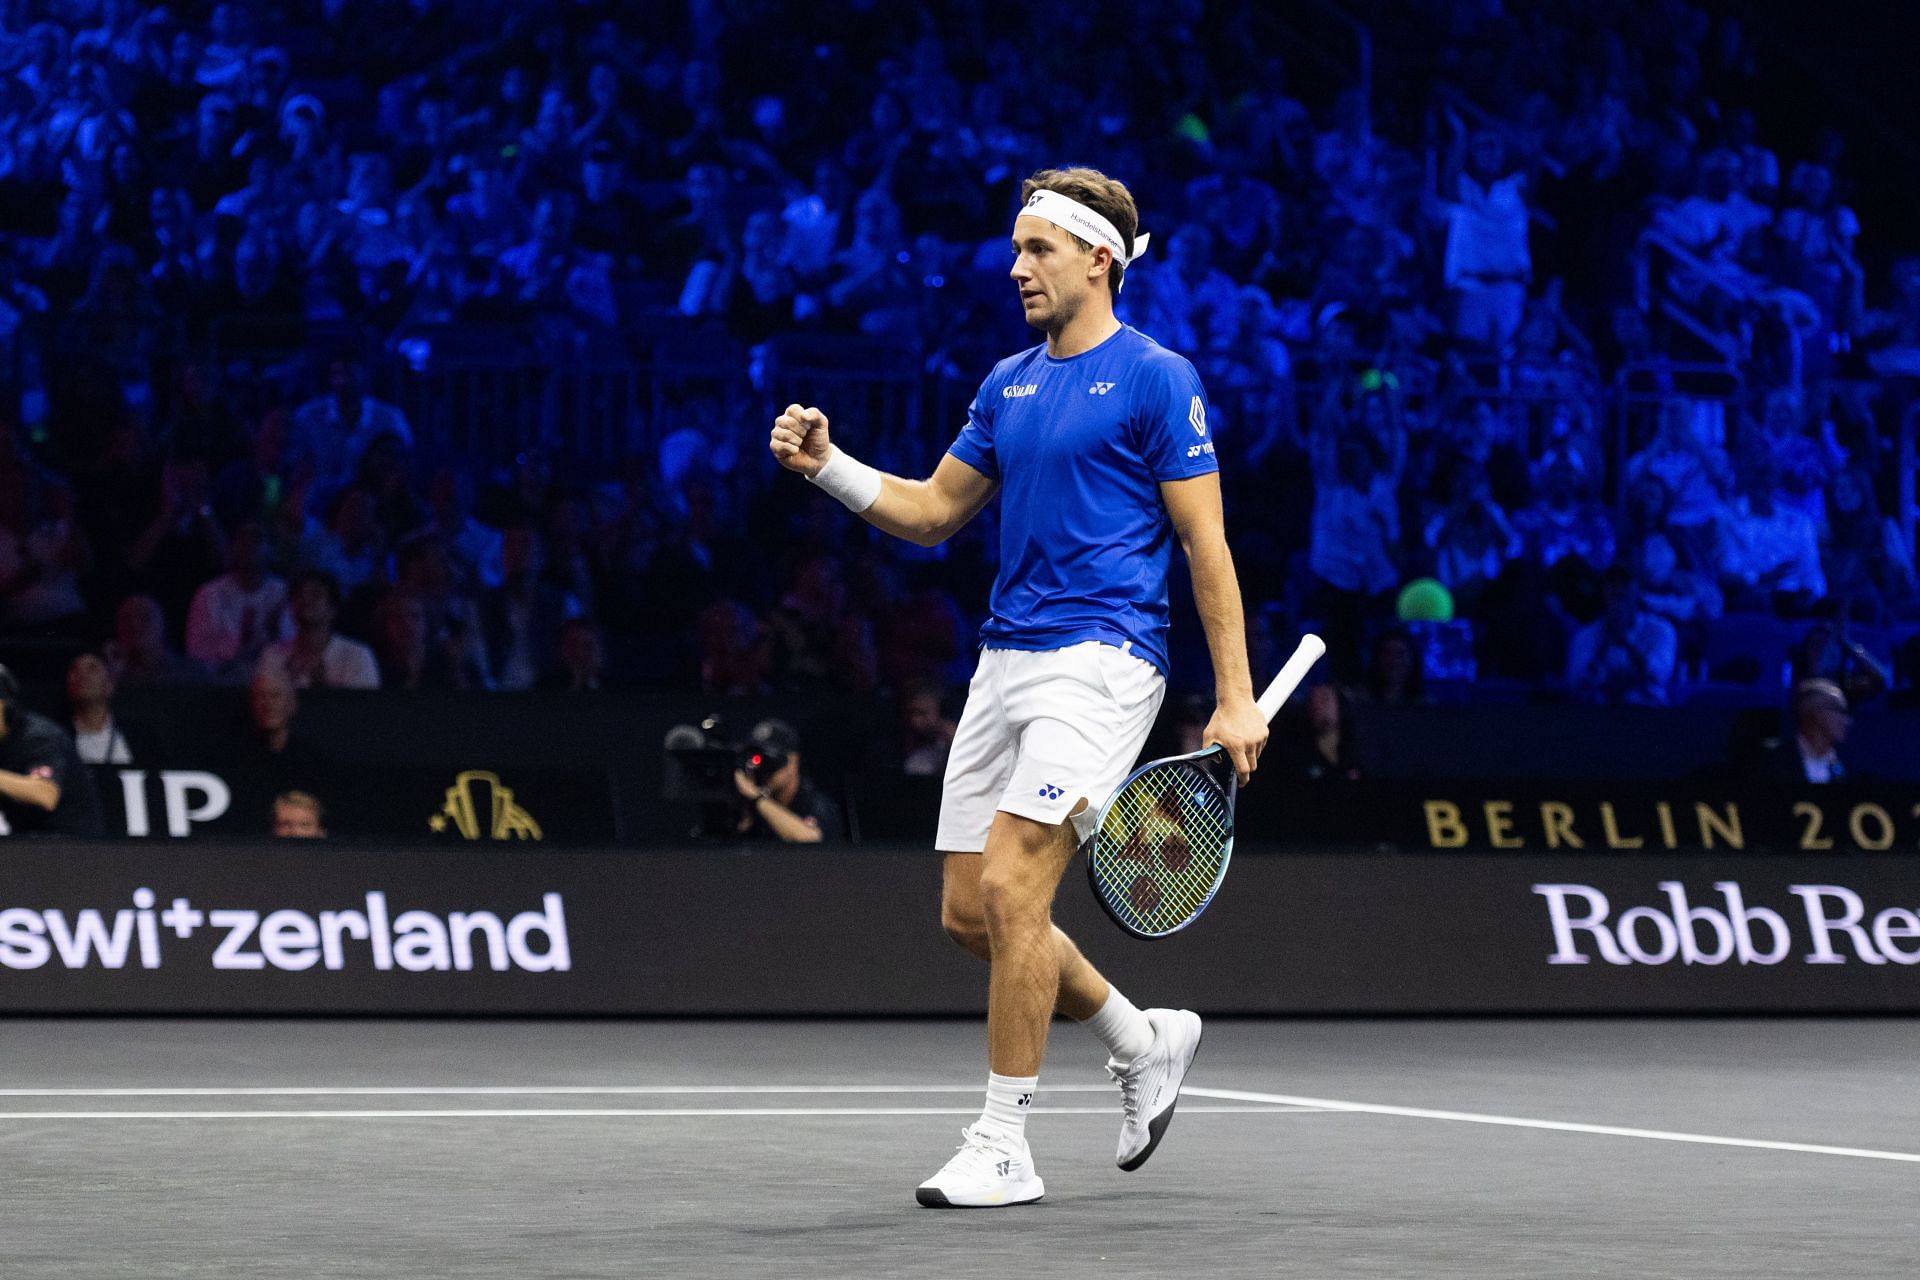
[1254,633,1327,724]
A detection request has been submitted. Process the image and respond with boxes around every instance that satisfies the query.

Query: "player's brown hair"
[1019,167,1140,298]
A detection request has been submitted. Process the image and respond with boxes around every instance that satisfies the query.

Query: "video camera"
[662,716,797,804]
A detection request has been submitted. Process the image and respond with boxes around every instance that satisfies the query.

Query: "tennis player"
[769,167,1267,1207]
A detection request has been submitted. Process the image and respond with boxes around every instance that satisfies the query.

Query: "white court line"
[0,1105,1320,1121]
[0,1084,1121,1098]
[1185,1086,1920,1165]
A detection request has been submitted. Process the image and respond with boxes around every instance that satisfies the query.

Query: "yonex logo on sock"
[1037,784,1064,800]
[1018,1093,1032,1107]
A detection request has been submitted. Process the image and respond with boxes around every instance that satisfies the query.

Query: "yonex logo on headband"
[1018,189,1151,270]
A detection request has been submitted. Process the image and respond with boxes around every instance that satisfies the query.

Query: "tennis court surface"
[5,1017,1914,1278]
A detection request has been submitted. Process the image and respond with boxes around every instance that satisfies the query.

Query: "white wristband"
[807,447,883,513]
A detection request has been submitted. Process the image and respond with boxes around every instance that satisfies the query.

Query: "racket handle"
[1254,633,1327,724]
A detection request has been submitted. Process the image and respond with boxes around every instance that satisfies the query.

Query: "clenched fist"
[770,404,831,477]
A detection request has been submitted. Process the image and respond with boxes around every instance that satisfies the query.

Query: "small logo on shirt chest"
[1003,383,1039,399]
[1089,381,1116,395]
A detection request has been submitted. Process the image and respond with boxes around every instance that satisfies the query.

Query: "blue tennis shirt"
[946,324,1218,676]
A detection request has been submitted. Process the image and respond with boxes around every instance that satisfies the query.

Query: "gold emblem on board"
[429,770,544,840]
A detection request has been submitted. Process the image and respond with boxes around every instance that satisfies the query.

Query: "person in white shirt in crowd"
[185,519,286,677]
[1566,567,1678,706]
[67,651,133,764]
[290,350,412,490]
[1716,448,1825,611]
[259,569,379,689]
[1439,114,1531,351]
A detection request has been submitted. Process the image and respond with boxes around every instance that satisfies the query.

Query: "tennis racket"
[1085,634,1326,939]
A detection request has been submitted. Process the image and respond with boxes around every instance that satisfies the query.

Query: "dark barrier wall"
[5,842,1920,1015]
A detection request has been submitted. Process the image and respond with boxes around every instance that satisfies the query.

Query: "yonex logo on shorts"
[1037,784,1064,800]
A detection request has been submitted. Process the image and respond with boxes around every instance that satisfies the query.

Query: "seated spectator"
[1361,626,1427,706]
[271,789,327,838]
[1824,467,1916,621]
[729,718,842,842]
[371,588,470,691]
[897,678,955,777]
[479,524,581,690]
[290,351,412,488]
[1790,620,1888,709]
[125,456,228,631]
[1566,568,1678,705]
[1308,407,1403,680]
[67,651,133,764]
[1755,678,1853,784]
[1716,450,1826,610]
[185,519,287,677]
[1634,531,1723,629]
[1515,450,1615,577]
[1273,682,1363,783]
[1622,402,1731,548]
[1423,463,1522,611]
[537,617,606,691]
[260,570,379,689]
[108,593,210,686]
[309,487,388,591]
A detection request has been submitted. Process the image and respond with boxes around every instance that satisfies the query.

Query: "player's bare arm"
[1162,473,1267,785]
[770,404,996,546]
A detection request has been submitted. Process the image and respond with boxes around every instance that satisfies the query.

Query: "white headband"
[1018,189,1151,276]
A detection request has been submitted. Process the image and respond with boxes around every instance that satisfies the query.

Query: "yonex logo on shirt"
[1089,382,1116,395]
[1003,383,1039,399]
[1037,784,1065,800]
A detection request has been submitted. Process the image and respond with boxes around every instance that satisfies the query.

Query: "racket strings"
[1090,763,1233,934]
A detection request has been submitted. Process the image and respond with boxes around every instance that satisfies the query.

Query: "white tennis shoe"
[1111,1007,1204,1171]
[915,1125,1046,1208]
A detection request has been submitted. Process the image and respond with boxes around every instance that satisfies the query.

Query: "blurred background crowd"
[3,0,1920,776]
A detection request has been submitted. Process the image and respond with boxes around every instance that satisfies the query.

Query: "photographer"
[731,719,842,843]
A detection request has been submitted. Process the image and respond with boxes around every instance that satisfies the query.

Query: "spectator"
[1274,682,1363,783]
[290,352,412,487]
[0,663,103,837]
[271,789,327,837]
[310,486,388,591]
[1716,449,1825,611]
[730,718,842,842]
[260,570,379,689]
[371,588,464,690]
[479,524,580,690]
[1361,626,1427,706]
[108,593,210,686]
[897,678,955,777]
[1135,224,1239,356]
[185,519,287,676]
[1423,461,1522,611]
[1566,568,1678,705]
[1439,116,1531,351]
[538,616,606,691]
[1823,467,1915,620]
[1755,678,1852,784]
[66,651,133,764]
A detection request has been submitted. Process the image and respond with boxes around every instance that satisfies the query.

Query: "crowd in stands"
[2,0,1920,752]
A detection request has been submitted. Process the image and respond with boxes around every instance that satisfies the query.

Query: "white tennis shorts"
[936,640,1167,852]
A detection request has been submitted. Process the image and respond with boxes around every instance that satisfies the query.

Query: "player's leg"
[940,852,1111,1020]
[976,808,1077,1076]
[999,644,1200,1173]
[921,655,1049,1207]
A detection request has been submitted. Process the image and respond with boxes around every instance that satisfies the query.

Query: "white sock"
[1082,987,1155,1066]
[977,1072,1038,1140]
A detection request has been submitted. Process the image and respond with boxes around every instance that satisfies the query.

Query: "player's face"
[1010,215,1099,332]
